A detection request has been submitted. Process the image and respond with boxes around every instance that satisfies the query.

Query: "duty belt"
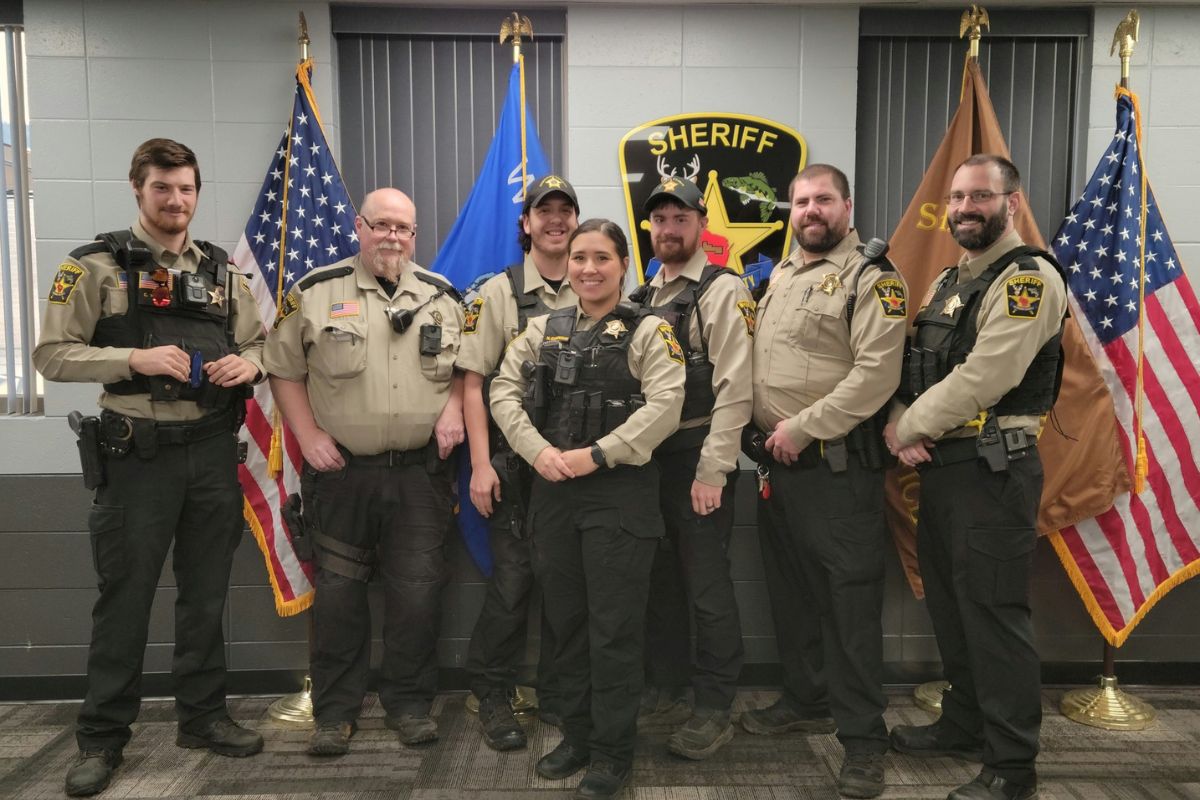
[656,424,710,455]
[101,409,234,445]
[344,443,430,467]
[918,435,1037,470]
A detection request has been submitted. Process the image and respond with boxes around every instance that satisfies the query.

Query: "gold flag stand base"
[914,680,949,715]
[464,684,539,718]
[268,675,314,724]
[1060,675,1156,730]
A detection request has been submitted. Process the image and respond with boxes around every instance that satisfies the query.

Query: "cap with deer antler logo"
[644,174,707,214]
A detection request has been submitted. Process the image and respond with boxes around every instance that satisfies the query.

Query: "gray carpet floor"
[1,687,1198,799]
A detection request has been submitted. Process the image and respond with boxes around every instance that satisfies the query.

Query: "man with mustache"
[459,175,580,750]
[34,138,267,797]
[885,155,1066,800]
[265,188,466,756]
[747,164,907,798]
[634,178,753,760]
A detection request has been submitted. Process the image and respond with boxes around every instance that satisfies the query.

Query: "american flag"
[1048,87,1200,646]
[234,59,359,616]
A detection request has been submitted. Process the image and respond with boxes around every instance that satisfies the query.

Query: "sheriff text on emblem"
[620,113,807,284]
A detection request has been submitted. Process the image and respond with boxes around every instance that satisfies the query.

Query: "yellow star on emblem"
[661,178,682,192]
[542,175,565,189]
[942,294,964,316]
[818,273,842,295]
[698,170,781,275]
[208,285,226,307]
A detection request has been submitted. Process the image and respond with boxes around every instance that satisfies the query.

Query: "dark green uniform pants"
[643,445,743,711]
[530,464,662,767]
[762,454,889,755]
[77,424,243,753]
[917,451,1043,784]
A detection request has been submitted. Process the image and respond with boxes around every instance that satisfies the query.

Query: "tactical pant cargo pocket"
[966,525,1036,607]
[88,504,126,586]
[829,511,886,585]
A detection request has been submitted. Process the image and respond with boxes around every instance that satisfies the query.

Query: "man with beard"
[459,175,580,750]
[746,163,907,798]
[34,138,266,797]
[265,188,466,756]
[634,177,752,761]
[885,155,1065,800]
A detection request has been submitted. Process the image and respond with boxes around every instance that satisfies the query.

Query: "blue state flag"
[433,61,550,289]
[434,59,551,576]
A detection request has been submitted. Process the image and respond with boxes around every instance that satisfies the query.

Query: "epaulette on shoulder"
[68,241,111,260]
[415,270,463,303]
[298,264,355,291]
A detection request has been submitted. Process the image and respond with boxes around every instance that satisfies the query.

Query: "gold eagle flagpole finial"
[959,4,990,60]
[1111,10,1140,86]
[298,11,310,64]
[500,12,534,64]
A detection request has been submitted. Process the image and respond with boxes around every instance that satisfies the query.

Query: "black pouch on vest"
[554,349,580,386]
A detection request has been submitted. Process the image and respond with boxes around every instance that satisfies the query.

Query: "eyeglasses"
[360,216,417,239]
[150,266,172,307]
[944,190,1014,206]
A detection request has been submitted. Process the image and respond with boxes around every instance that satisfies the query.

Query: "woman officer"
[489,219,685,800]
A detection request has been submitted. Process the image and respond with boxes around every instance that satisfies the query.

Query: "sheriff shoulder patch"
[274,291,300,329]
[736,299,756,336]
[872,278,907,319]
[48,263,85,305]
[1005,275,1044,319]
[464,297,484,334]
[656,322,685,365]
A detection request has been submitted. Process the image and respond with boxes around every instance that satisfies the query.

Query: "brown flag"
[885,58,1130,595]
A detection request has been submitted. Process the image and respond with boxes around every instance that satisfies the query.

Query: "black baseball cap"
[522,174,579,213]
[644,177,707,215]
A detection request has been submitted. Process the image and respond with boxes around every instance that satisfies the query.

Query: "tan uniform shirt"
[456,254,576,376]
[895,230,1067,445]
[33,220,266,422]
[752,230,908,451]
[490,309,685,468]
[645,249,754,486]
[263,255,465,455]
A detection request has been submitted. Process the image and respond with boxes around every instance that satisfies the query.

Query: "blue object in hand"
[189,350,203,389]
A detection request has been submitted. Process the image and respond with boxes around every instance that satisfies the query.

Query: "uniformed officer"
[265,188,466,756]
[747,164,908,799]
[33,138,266,797]
[885,155,1064,800]
[632,178,750,760]
[460,174,580,750]
[490,219,684,800]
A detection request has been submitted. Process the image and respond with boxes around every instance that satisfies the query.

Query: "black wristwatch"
[590,443,606,468]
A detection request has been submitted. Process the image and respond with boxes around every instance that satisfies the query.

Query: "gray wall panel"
[855,8,1091,242]
[334,10,565,268]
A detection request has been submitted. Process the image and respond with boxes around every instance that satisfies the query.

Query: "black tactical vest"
[629,264,730,421]
[900,245,1065,416]
[86,230,238,406]
[482,264,561,418]
[507,263,557,334]
[536,304,647,450]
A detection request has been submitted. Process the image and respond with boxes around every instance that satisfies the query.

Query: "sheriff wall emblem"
[620,113,806,284]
